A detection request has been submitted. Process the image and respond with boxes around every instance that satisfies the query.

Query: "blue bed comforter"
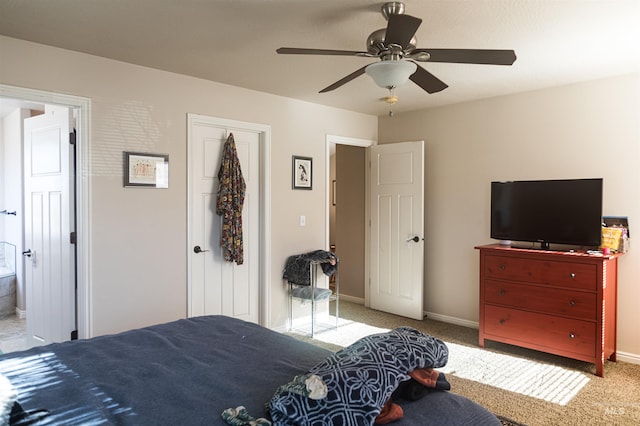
[0,316,500,425]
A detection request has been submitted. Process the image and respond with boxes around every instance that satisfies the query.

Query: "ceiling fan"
[276,2,517,95]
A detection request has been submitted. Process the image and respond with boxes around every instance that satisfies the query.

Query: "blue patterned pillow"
[269,327,448,425]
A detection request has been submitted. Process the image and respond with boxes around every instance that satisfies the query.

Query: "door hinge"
[69,129,77,145]
[71,330,78,340]
[70,231,76,244]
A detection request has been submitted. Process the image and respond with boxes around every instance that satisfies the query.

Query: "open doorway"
[326,135,374,305]
[0,99,43,352]
[0,84,91,351]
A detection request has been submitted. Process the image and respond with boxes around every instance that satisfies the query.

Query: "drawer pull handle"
[569,333,575,339]
[499,319,505,325]
[499,290,506,297]
[569,273,576,279]
[499,265,505,271]
[569,300,576,306]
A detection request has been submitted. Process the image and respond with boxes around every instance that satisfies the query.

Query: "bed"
[0,315,500,425]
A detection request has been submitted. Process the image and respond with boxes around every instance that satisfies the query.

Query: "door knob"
[22,249,36,265]
[193,245,210,254]
[407,236,421,243]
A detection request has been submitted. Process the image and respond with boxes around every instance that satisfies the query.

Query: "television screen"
[491,178,603,248]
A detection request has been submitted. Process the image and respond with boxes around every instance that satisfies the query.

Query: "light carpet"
[297,317,589,406]
[287,302,640,425]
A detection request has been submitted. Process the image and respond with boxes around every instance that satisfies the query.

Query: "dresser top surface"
[475,243,623,260]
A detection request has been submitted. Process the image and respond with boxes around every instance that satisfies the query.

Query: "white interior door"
[188,115,261,323]
[23,105,76,346]
[369,141,424,320]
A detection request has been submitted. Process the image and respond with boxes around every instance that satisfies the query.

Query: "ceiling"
[1,0,639,116]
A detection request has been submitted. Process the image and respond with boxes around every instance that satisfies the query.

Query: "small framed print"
[292,155,312,190]
[124,152,169,188]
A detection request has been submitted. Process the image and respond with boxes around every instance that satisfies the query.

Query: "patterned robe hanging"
[216,133,246,265]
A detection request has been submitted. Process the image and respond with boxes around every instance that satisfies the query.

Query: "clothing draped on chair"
[283,250,338,285]
[216,133,246,265]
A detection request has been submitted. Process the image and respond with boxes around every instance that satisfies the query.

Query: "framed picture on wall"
[292,155,312,190]
[124,151,169,188]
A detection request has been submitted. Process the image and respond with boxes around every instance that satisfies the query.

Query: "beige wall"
[3,35,639,363]
[378,73,640,361]
[0,36,377,335]
[335,145,366,299]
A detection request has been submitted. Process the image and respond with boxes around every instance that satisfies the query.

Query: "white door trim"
[187,114,271,327]
[325,134,375,307]
[0,83,92,338]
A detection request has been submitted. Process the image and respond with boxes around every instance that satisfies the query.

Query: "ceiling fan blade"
[409,64,448,94]
[319,65,368,93]
[384,14,422,48]
[277,47,370,57]
[412,48,517,65]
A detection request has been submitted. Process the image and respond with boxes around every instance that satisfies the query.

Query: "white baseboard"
[15,307,26,319]
[425,311,479,329]
[616,350,640,365]
[272,322,288,333]
[340,297,477,328]
[338,294,364,305]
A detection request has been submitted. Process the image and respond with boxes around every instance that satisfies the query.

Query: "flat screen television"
[490,178,603,249]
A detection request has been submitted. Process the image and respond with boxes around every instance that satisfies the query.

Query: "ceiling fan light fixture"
[365,60,417,89]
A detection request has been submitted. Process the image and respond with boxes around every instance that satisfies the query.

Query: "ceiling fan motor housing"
[368,2,416,56]
[367,29,416,56]
[381,2,405,20]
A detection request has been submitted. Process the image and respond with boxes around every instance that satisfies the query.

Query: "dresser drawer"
[484,305,596,358]
[484,255,538,282]
[539,261,597,291]
[484,255,597,291]
[484,280,597,320]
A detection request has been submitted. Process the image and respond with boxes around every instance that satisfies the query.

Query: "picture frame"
[124,151,169,188]
[292,155,312,190]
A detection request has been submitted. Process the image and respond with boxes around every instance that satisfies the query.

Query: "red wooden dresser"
[476,244,620,377]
